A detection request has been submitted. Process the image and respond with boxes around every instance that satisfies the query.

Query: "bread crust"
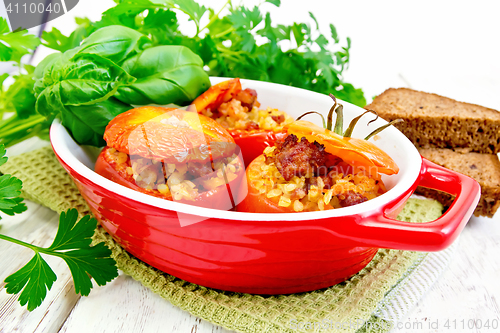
[417,148,500,217]
[366,88,500,154]
[366,87,500,218]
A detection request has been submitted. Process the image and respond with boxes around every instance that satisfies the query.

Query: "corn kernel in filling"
[202,95,293,132]
[249,153,383,212]
[108,148,241,201]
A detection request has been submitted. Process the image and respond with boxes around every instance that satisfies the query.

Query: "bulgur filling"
[250,134,384,212]
[106,147,242,201]
[200,88,293,131]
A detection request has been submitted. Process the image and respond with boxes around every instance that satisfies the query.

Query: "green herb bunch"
[0,19,51,147]
[43,0,365,105]
[34,25,210,146]
[1,0,365,148]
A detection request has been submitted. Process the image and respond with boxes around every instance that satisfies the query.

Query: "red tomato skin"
[236,155,294,213]
[230,129,287,167]
[104,107,236,163]
[236,155,337,213]
[95,147,246,211]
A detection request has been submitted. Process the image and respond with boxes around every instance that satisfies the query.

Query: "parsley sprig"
[0,19,40,63]
[0,145,27,215]
[0,147,118,311]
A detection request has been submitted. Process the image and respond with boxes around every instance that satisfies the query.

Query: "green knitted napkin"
[1,146,444,333]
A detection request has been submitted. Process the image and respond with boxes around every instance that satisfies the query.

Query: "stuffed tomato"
[237,97,400,213]
[190,78,292,166]
[95,106,245,210]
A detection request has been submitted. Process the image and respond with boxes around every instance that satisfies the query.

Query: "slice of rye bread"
[416,148,500,218]
[365,88,500,154]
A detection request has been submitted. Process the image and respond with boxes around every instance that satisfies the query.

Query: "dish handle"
[351,157,480,251]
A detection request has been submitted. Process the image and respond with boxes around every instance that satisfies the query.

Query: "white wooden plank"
[0,204,80,333]
[57,215,500,333]
[59,272,232,333]
[0,204,57,282]
[392,215,500,333]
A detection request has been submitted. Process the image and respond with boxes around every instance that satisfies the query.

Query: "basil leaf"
[61,98,132,146]
[35,52,135,146]
[34,49,78,97]
[34,53,62,81]
[66,54,135,105]
[75,25,152,64]
[36,53,135,114]
[114,45,210,105]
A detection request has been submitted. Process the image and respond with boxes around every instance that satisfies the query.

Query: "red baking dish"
[50,78,480,294]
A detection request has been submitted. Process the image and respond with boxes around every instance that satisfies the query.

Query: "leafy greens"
[1,210,119,311]
[0,146,118,311]
[42,0,366,106]
[1,0,365,148]
[0,18,49,148]
[0,18,40,63]
[0,145,27,216]
[34,25,210,146]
